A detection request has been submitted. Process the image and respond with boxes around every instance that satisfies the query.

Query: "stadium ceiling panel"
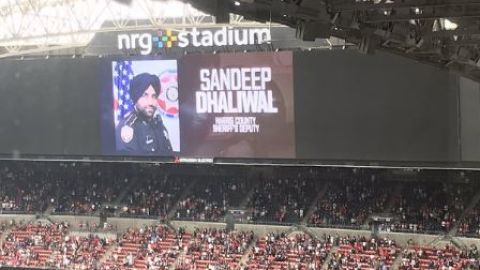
[182,0,480,81]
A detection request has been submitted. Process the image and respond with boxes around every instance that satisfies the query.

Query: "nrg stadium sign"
[117,27,271,55]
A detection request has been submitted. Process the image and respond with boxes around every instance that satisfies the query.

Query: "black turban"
[129,73,161,103]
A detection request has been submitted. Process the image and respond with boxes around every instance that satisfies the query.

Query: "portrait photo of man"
[112,60,180,156]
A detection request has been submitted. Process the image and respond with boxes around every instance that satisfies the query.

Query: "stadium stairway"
[0,225,13,244]
[236,235,258,269]
[390,250,404,269]
[320,245,338,270]
[99,238,119,265]
[297,224,318,239]
[168,238,190,270]
[166,178,199,220]
[164,220,178,232]
[302,182,330,224]
[42,205,56,216]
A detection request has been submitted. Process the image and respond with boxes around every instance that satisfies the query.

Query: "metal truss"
[328,0,480,81]
[0,0,272,58]
[194,0,480,80]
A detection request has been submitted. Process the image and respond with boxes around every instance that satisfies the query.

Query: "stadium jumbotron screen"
[103,52,295,159]
[0,50,459,164]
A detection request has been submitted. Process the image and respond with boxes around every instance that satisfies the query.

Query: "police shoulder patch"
[121,126,134,143]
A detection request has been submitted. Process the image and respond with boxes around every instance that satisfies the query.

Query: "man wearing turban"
[116,73,173,155]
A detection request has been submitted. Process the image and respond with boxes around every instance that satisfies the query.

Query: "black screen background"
[0,58,103,156]
[294,51,460,162]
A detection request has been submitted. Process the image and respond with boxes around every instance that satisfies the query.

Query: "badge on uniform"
[121,126,134,143]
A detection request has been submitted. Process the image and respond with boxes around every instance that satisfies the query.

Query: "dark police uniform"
[116,110,173,155]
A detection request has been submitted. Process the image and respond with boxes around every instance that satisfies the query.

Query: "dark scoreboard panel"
[0,50,462,164]
[295,51,459,162]
[0,58,104,156]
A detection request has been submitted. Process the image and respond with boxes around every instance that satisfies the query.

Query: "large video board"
[0,51,461,163]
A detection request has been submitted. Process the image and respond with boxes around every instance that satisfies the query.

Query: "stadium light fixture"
[443,19,458,30]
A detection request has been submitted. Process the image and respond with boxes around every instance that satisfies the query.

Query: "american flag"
[113,61,134,127]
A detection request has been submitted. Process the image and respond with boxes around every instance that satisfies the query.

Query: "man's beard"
[136,106,156,119]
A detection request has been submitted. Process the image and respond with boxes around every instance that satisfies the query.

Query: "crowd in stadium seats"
[3,147,480,270]
[0,221,479,270]
[120,176,189,219]
[328,236,398,270]
[174,178,251,222]
[54,172,124,215]
[0,162,129,215]
[180,228,253,269]
[386,182,475,234]
[248,232,331,269]
[102,224,189,270]
[308,175,392,228]
[0,163,53,213]
[3,161,480,239]
[305,171,479,235]
[0,222,111,269]
[400,245,480,269]
[249,177,320,224]
[457,207,480,238]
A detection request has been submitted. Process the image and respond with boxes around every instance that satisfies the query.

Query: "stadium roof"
[183,0,480,81]
[2,0,480,80]
[0,0,237,57]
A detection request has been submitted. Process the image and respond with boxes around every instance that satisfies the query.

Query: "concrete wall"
[107,217,158,232]
[0,214,35,225]
[48,215,158,232]
[168,221,480,248]
[68,231,117,240]
[49,215,98,229]
[170,221,292,236]
[7,215,480,249]
[170,221,226,232]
